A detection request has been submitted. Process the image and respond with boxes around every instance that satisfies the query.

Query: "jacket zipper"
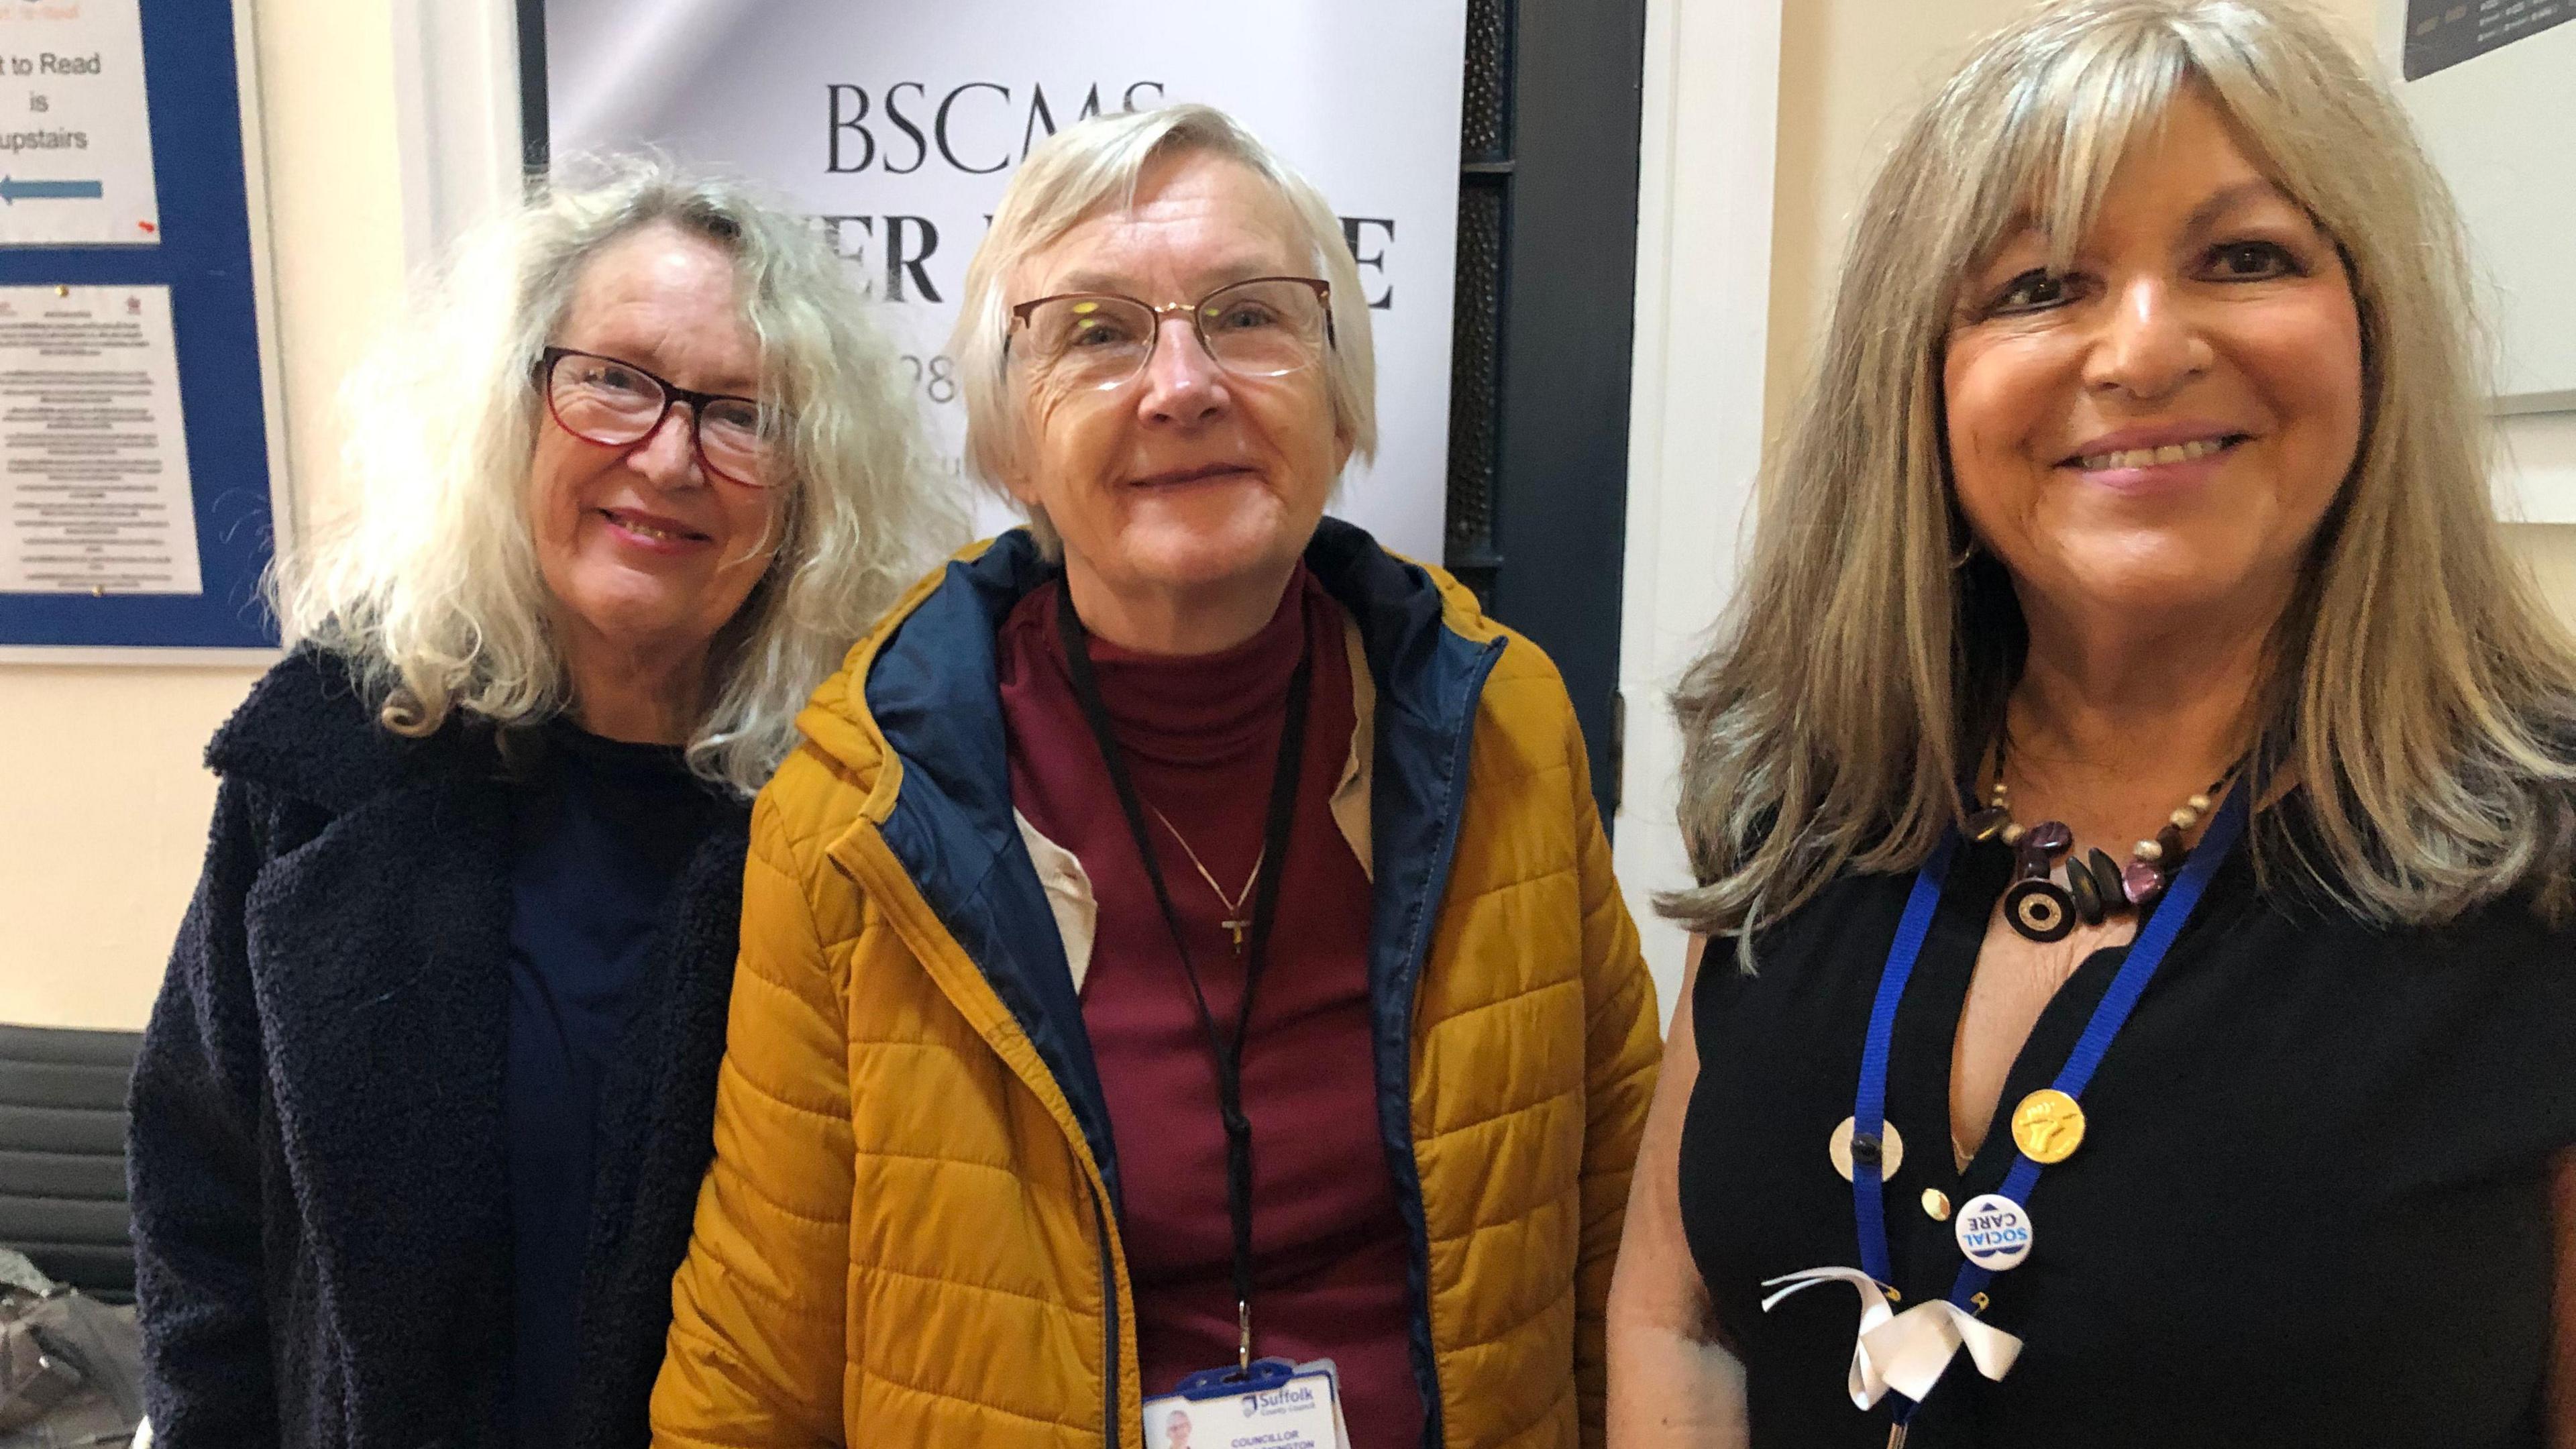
[1091,1181,1121,1449]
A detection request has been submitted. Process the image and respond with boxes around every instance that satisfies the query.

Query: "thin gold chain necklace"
[1147,802,1265,955]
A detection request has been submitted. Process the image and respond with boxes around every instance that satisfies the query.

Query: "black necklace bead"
[2085,847,2125,907]
[2003,877,2078,942]
[2063,856,2106,925]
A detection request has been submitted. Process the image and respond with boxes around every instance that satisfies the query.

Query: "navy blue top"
[504,721,729,1448]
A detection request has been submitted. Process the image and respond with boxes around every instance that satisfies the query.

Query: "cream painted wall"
[2511,524,2576,634]
[1763,0,2041,449]
[0,0,411,1029]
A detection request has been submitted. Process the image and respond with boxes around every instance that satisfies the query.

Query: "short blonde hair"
[948,103,1378,548]
[276,154,961,793]
[1665,0,2576,947]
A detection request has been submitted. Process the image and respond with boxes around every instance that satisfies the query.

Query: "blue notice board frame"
[0,0,282,653]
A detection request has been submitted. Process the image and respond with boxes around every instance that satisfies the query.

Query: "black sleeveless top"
[1678,820,2576,1448]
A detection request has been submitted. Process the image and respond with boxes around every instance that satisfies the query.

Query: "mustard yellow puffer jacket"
[652,522,1660,1448]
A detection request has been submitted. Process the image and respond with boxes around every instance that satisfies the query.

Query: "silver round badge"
[1953,1192,2034,1271]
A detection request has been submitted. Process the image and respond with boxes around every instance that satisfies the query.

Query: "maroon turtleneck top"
[996,565,1421,1449]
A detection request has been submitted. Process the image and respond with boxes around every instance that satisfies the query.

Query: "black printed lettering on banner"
[885,217,941,303]
[882,83,932,175]
[1022,83,1108,159]
[820,209,1401,313]
[935,83,1012,173]
[1340,217,1394,310]
[817,80,1408,317]
[822,80,1171,176]
[826,84,873,172]
[816,214,869,270]
[814,215,945,304]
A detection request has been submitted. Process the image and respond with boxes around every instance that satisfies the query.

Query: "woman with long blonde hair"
[1607,1,2576,1444]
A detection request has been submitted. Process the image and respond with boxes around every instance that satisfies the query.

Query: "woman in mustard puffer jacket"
[651,104,1661,1449]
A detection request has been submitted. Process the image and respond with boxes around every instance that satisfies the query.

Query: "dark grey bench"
[0,1023,142,1304]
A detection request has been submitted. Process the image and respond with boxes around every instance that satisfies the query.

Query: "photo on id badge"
[1141,1360,1350,1449]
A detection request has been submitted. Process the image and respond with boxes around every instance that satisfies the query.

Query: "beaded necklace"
[1966,753,2236,943]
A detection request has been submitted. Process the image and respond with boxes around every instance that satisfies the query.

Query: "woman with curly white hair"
[125,158,957,1449]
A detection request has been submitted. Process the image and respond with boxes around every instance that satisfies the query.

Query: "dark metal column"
[1445,0,1649,825]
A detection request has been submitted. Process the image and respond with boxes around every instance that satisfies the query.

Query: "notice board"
[0,0,283,657]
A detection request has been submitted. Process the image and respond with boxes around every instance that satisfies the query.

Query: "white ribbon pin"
[1759,1267,2025,1409]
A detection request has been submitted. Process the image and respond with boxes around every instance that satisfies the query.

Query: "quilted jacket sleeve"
[1564,703,1662,1446]
[653,798,856,1447]
[128,775,282,1449]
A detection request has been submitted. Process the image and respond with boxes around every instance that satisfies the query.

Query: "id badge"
[1141,1356,1351,1449]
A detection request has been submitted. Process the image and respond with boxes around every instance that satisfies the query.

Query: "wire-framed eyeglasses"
[535,346,781,488]
[1006,276,1334,392]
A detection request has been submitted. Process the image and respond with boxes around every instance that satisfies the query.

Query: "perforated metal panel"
[1446,184,1506,597]
[1448,0,1515,611]
[1461,0,1512,164]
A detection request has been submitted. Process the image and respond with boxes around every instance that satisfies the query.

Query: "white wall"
[1613,0,1781,1023]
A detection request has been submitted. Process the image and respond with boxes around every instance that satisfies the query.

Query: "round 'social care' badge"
[1953,1193,2035,1271]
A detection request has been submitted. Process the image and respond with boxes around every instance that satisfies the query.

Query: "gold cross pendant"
[1222,918,1250,953]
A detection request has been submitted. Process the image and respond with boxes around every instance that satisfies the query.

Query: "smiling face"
[1942,89,2365,635]
[1002,148,1348,617]
[528,222,782,683]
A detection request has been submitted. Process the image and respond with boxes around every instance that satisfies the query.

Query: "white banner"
[545,0,1468,559]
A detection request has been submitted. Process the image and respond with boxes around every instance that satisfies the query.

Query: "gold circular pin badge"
[2010,1088,2087,1164]
[1921,1187,1951,1222]
[1828,1116,1906,1181]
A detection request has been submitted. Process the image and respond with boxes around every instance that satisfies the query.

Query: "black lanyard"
[1054,584,1313,1375]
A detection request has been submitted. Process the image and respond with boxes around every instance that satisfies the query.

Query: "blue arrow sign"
[0,176,105,203]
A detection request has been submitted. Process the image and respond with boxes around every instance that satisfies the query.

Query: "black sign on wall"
[2405,0,2573,78]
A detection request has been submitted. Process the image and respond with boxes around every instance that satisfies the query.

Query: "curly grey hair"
[276,154,962,792]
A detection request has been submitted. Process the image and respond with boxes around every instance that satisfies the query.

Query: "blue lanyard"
[1851,780,2250,1415]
